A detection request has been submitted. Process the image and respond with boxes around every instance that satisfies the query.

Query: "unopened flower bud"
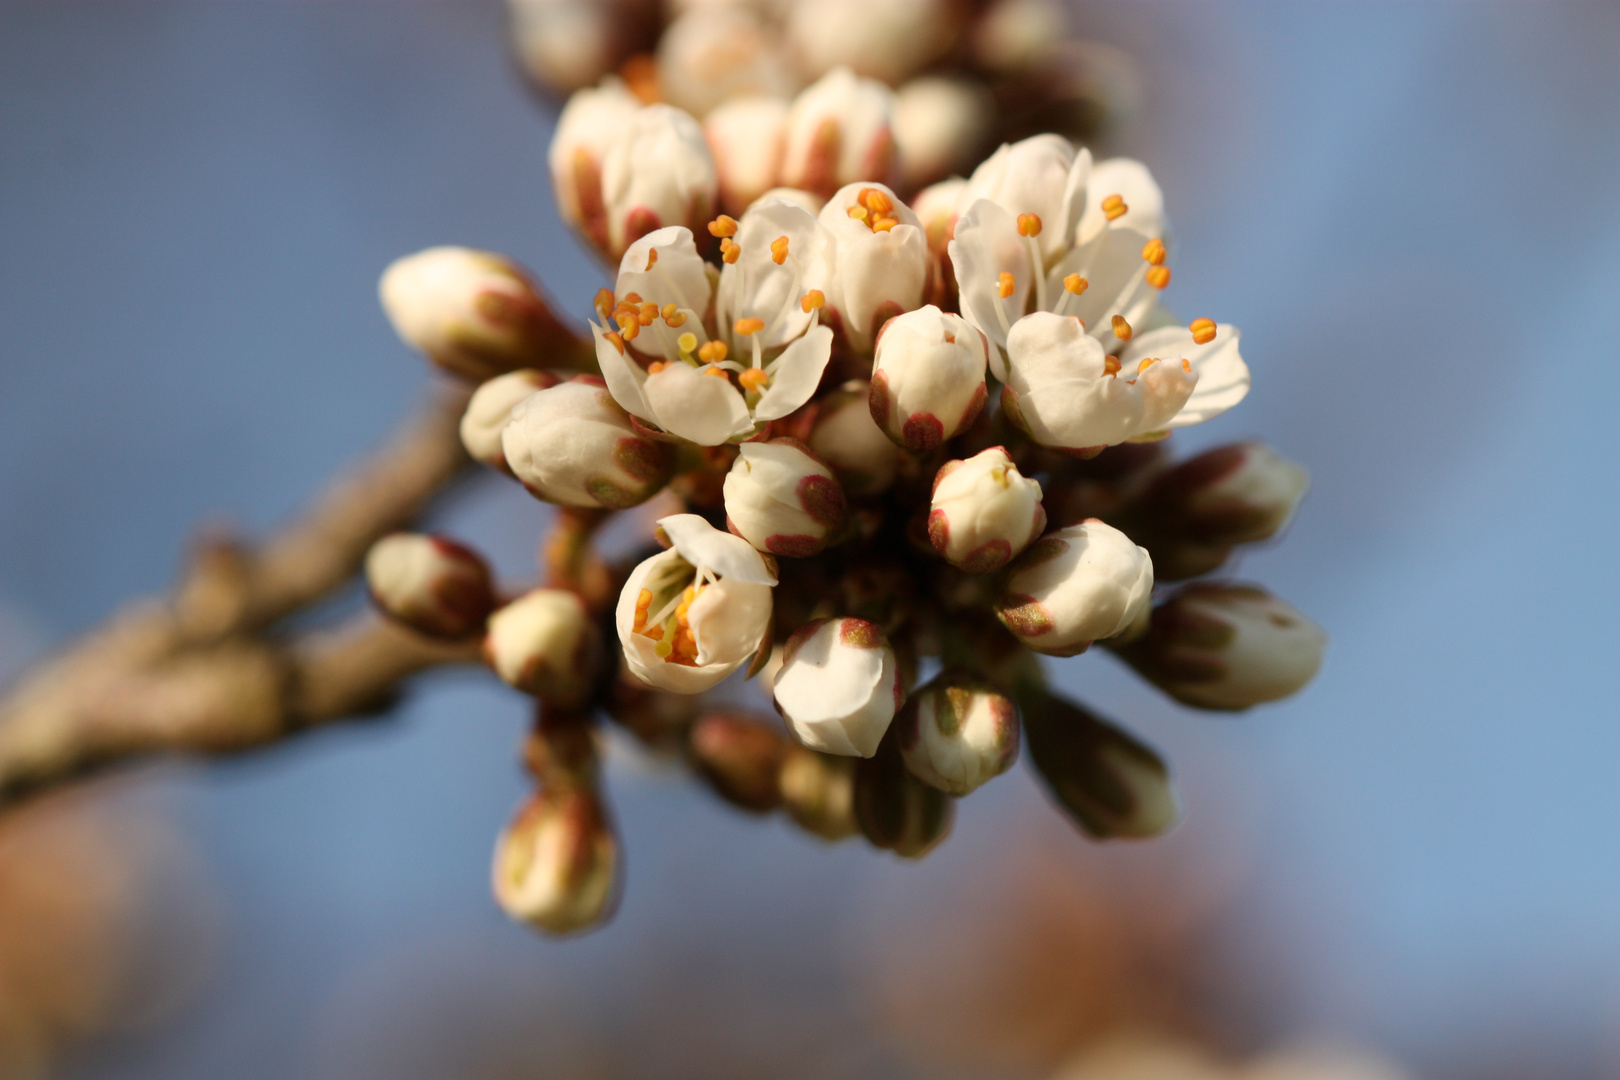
[854,729,953,857]
[459,369,557,471]
[778,745,858,840]
[893,76,994,190]
[688,712,788,813]
[819,181,928,352]
[973,0,1069,75]
[507,0,654,94]
[780,67,897,200]
[912,177,966,255]
[808,380,905,497]
[1116,584,1326,711]
[365,533,496,640]
[704,95,790,215]
[1018,685,1178,839]
[1131,442,1310,579]
[617,514,777,694]
[996,520,1153,656]
[657,5,795,119]
[379,247,573,380]
[870,305,988,453]
[774,617,901,757]
[928,448,1046,574]
[550,80,641,242]
[492,786,618,935]
[484,588,596,703]
[503,377,674,509]
[786,0,953,86]
[897,674,1019,795]
[722,439,848,558]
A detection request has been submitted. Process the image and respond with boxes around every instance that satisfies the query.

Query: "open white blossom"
[997,519,1153,656]
[616,515,777,693]
[592,209,834,446]
[774,617,901,757]
[870,304,988,452]
[928,447,1045,573]
[780,67,897,200]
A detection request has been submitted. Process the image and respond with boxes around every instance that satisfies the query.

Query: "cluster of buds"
[359,8,1326,936]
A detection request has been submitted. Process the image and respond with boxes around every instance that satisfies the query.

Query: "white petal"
[659,514,779,584]
[717,196,829,348]
[1048,225,1157,351]
[1123,324,1250,428]
[592,321,653,421]
[1076,158,1167,246]
[616,226,713,316]
[687,577,774,666]
[948,198,1032,376]
[754,324,833,421]
[643,362,755,445]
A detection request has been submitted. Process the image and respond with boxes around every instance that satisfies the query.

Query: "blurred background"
[1,2,1617,1078]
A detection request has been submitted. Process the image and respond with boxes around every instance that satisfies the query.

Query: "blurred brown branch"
[0,383,484,810]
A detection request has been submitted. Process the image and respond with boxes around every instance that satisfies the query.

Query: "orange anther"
[858,187,893,215]
[623,292,643,306]
[594,288,616,319]
[1189,317,1217,345]
[1182,358,1192,372]
[638,302,658,325]
[604,330,626,355]
[1145,265,1171,289]
[1017,213,1043,237]
[872,217,898,232]
[701,365,730,379]
[738,368,770,393]
[1063,273,1089,295]
[698,340,729,364]
[1141,238,1166,265]
[998,272,1016,299]
[615,312,641,341]
[800,289,825,313]
[645,247,659,270]
[708,215,739,238]
[1101,194,1127,221]
[648,360,669,374]
[720,237,741,264]
[1138,357,1157,374]
[1111,314,1133,341]
[770,235,790,265]
[662,303,685,327]
[1103,355,1121,376]
[734,317,766,336]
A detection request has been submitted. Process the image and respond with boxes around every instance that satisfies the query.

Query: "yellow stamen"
[1111,314,1133,341]
[1103,355,1121,375]
[1182,358,1192,372]
[738,368,769,393]
[594,288,615,320]
[645,247,659,270]
[604,330,626,355]
[800,289,825,313]
[648,360,668,374]
[1063,273,1088,295]
[632,588,653,633]
[1141,238,1166,265]
[770,235,790,265]
[858,187,893,216]
[662,303,685,327]
[1017,213,1043,237]
[871,217,898,232]
[677,332,697,354]
[1146,266,1171,289]
[847,204,871,225]
[720,238,741,264]
[615,313,640,341]
[1189,317,1217,345]
[623,292,643,306]
[638,302,658,326]
[708,215,739,238]
[1138,357,1157,374]
[698,340,729,364]
[1101,194,1127,221]
[701,365,730,379]
[998,272,1016,299]
[734,317,765,336]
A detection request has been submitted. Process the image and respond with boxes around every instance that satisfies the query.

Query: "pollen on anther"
[708,215,739,239]
[615,312,641,341]
[998,272,1016,299]
[1181,358,1192,372]
[604,330,626,354]
[800,289,825,313]
[594,288,615,319]
[1017,213,1043,237]
[770,235,790,265]
[872,217,898,232]
[1103,355,1121,375]
[662,303,685,327]
[1189,317,1217,345]
[623,292,644,306]
[698,340,729,364]
[1146,265,1171,289]
[1141,238,1166,265]
[738,368,769,393]
[734,317,766,336]
[1063,273,1088,295]
[858,187,893,216]
[1101,194,1128,221]
[1111,314,1133,341]
[648,360,668,374]
[638,302,658,325]
[701,366,730,380]
[720,238,741,264]
[645,248,659,270]
[1138,357,1157,374]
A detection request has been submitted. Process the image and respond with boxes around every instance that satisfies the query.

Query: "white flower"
[869,305,988,452]
[548,80,642,248]
[996,519,1153,656]
[816,182,929,353]
[502,377,675,508]
[365,533,495,640]
[927,447,1046,573]
[780,67,897,200]
[704,95,790,215]
[808,379,906,496]
[723,439,848,557]
[592,212,834,446]
[656,5,796,119]
[596,103,719,262]
[773,617,901,757]
[616,514,777,694]
[785,0,953,86]
[1118,584,1326,711]
[492,786,617,935]
[484,588,596,702]
[947,138,1249,441]
[999,311,1199,454]
[459,369,556,471]
[378,247,562,380]
[893,76,994,190]
[896,675,1019,795]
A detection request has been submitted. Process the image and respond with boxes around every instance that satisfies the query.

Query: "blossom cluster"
[366,9,1325,937]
